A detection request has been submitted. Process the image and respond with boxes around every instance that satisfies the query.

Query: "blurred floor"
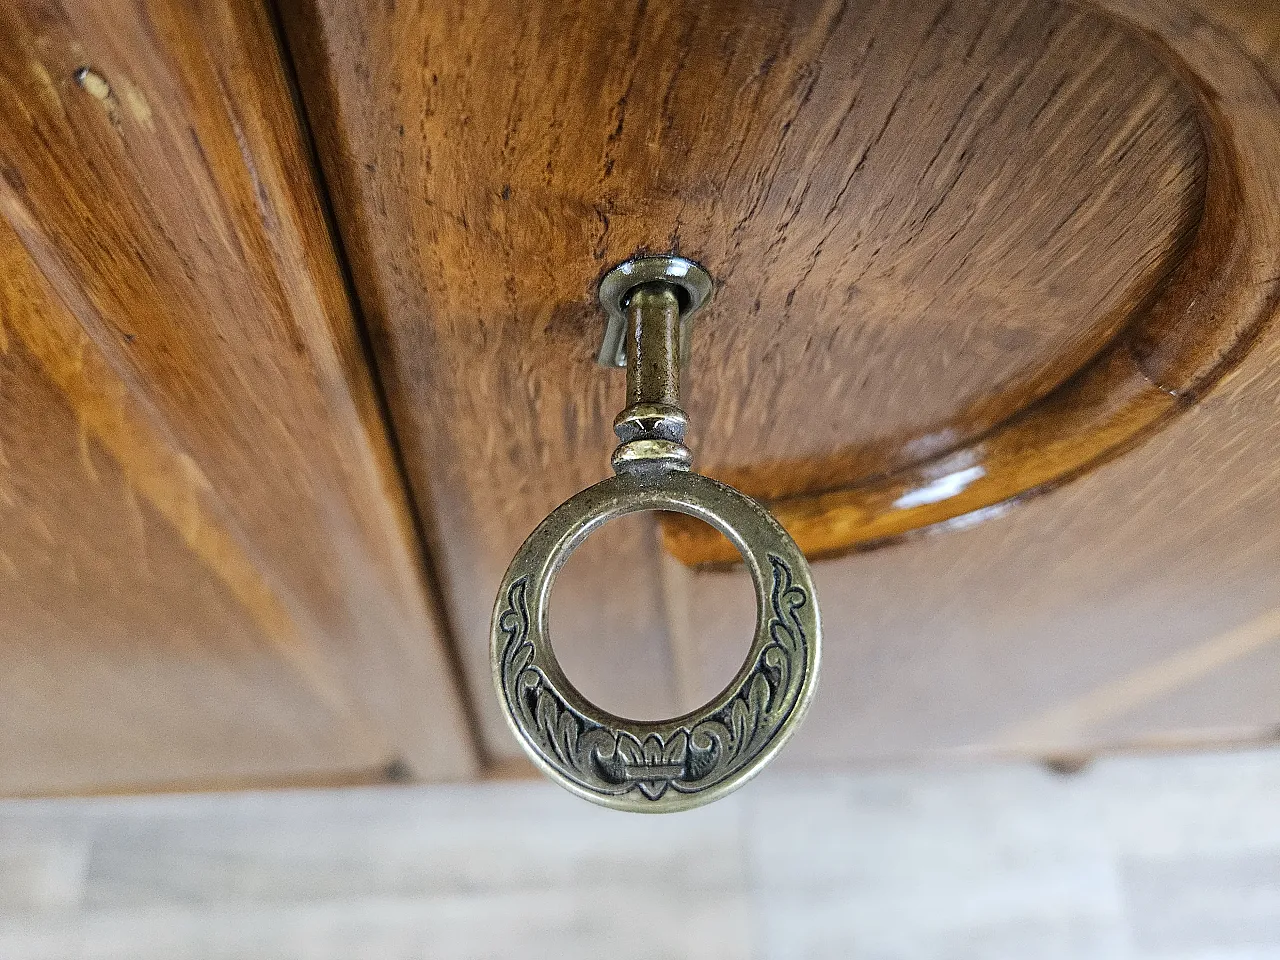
[0,746,1277,960]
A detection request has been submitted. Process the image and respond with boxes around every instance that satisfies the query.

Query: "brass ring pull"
[491,256,821,812]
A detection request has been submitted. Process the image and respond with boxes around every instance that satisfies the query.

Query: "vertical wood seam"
[261,0,491,773]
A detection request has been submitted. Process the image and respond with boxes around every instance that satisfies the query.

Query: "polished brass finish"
[492,255,820,813]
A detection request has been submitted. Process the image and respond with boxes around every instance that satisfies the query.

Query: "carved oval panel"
[281,0,1273,752]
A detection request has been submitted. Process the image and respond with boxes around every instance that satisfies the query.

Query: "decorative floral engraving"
[498,555,810,801]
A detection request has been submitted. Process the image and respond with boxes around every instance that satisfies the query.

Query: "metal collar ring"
[491,469,821,813]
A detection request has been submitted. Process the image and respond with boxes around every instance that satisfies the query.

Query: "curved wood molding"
[281,0,1278,757]
[662,0,1280,566]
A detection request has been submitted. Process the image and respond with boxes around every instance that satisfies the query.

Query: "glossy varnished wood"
[0,0,477,792]
[281,0,1232,757]
[679,0,1280,759]
[665,0,1280,564]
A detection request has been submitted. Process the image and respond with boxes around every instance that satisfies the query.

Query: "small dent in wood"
[72,66,123,131]
[72,66,111,102]
[70,68,152,131]
[118,80,154,131]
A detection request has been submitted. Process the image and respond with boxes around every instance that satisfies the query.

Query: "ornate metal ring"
[491,469,821,813]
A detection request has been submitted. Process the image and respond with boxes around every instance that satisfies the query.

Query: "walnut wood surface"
[0,0,477,793]
[2,0,1272,793]
[281,0,1235,758]
[680,0,1280,760]
[663,0,1280,565]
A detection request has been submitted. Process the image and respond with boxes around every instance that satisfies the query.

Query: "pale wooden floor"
[1,747,1278,960]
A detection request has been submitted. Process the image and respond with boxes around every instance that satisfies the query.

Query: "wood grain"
[680,0,1280,761]
[280,0,1216,758]
[664,0,1280,565]
[0,0,477,793]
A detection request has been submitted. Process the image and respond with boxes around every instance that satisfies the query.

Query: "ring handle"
[491,255,822,812]
[491,470,820,812]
